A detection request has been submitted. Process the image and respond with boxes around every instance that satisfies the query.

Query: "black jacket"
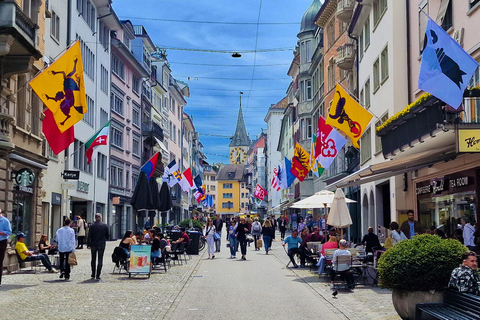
[87,221,109,248]
[213,219,224,232]
[261,226,275,238]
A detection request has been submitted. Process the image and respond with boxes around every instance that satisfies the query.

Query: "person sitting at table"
[321,236,338,256]
[119,230,135,257]
[15,233,57,273]
[448,251,479,295]
[361,227,382,253]
[173,227,190,246]
[282,229,305,268]
[330,239,354,289]
[390,221,407,246]
[39,234,57,255]
[326,228,338,243]
[144,229,154,244]
[302,226,324,248]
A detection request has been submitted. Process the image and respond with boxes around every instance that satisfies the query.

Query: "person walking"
[251,217,262,251]
[87,213,109,281]
[228,220,237,259]
[0,209,12,287]
[278,215,287,240]
[56,218,76,280]
[213,214,224,253]
[461,217,477,252]
[76,215,86,249]
[261,219,275,254]
[235,217,250,260]
[203,219,216,259]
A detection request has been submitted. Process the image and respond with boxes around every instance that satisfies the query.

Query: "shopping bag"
[257,239,263,247]
[214,232,221,241]
[68,252,78,265]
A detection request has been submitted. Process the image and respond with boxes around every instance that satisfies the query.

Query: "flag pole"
[336,82,380,120]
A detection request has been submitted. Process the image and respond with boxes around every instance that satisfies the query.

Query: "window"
[112,55,125,80]
[178,129,181,145]
[359,32,364,60]
[327,60,335,91]
[223,193,233,199]
[177,105,181,120]
[327,19,335,49]
[375,113,389,154]
[132,75,140,94]
[360,127,372,164]
[132,103,140,127]
[222,202,233,209]
[132,133,140,156]
[440,0,452,31]
[77,0,95,31]
[419,1,429,55]
[470,0,480,9]
[306,118,312,139]
[100,108,108,126]
[364,17,370,49]
[111,125,123,149]
[373,58,380,92]
[172,124,176,143]
[73,139,92,174]
[126,169,130,190]
[223,183,233,189]
[306,80,312,100]
[132,169,139,189]
[110,161,124,188]
[50,11,60,41]
[79,39,95,79]
[97,153,107,179]
[100,65,108,93]
[365,79,371,108]
[241,183,245,188]
[211,185,215,191]
[111,89,124,116]
[300,81,305,101]
[360,89,364,107]
[83,95,94,126]
[99,20,109,50]
[380,46,389,82]
[373,0,387,27]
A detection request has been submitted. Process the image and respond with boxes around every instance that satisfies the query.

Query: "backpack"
[253,222,261,232]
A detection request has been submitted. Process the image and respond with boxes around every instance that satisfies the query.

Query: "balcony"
[0,111,15,154]
[336,0,355,22]
[142,121,164,141]
[336,43,355,70]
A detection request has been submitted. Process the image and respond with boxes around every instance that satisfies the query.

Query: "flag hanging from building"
[42,109,75,155]
[193,175,206,203]
[290,143,311,182]
[326,84,373,149]
[316,116,347,170]
[85,121,110,164]
[418,17,478,109]
[162,160,181,188]
[309,133,324,177]
[271,167,281,191]
[278,157,296,189]
[182,168,194,189]
[30,41,87,133]
[142,152,159,179]
[254,184,267,201]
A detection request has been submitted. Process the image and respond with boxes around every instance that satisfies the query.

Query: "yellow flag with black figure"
[326,84,373,149]
[30,41,87,133]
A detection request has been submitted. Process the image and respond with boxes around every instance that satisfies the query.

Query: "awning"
[154,137,168,154]
[326,146,457,189]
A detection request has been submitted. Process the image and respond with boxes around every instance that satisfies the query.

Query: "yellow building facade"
[215,164,247,215]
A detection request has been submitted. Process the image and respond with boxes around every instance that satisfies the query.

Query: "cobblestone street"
[1,235,399,320]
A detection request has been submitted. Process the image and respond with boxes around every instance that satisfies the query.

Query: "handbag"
[246,234,254,243]
[214,232,221,241]
[68,252,78,266]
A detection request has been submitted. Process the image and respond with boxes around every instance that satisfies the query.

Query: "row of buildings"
[0,0,208,246]
[258,0,480,241]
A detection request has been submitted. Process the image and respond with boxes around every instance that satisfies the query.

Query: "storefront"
[416,169,478,238]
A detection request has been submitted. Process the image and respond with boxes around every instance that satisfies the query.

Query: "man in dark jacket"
[361,227,382,253]
[213,214,224,253]
[400,210,423,239]
[87,213,109,281]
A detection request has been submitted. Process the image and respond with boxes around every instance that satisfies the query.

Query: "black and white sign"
[62,170,80,180]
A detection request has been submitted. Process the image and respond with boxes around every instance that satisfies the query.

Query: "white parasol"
[327,188,353,236]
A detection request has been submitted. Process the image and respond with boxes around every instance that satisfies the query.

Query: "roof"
[229,104,251,147]
[216,164,246,181]
[299,0,322,35]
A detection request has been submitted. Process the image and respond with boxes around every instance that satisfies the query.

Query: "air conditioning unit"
[453,28,464,47]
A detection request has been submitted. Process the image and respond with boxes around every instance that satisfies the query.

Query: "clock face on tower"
[229,147,247,164]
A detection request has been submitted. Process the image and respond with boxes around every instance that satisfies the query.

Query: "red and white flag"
[271,167,281,191]
[254,184,267,201]
[316,116,346,170]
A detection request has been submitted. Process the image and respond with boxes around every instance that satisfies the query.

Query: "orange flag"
[290,143,311,182]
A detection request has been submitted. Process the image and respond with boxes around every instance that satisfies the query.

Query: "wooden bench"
[415,289,480,320]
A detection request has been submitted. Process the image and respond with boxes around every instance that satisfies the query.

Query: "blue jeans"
[229,235,237,257]
[215,230,222,252]
[263,235,271,252]
[25,253,53,270]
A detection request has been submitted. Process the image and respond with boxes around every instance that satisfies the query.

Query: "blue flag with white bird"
[418,16,478,109]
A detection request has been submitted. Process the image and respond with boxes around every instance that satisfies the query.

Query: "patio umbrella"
[291,189,356,209]
[148,178,161,225]
[131,171,152,217]
[158,181,172,212]
[327,188,353,237]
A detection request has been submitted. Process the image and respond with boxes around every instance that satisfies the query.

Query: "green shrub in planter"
[179,219,204,230]
[377,234,467,291]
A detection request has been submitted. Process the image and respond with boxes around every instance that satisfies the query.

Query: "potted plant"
[377,234,467,320]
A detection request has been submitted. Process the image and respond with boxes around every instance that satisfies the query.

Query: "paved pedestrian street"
[1,235,399,320]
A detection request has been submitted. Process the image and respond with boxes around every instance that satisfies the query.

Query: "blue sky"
[112,0,317,164]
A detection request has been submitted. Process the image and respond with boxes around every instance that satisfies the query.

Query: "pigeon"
[332,290,338,298]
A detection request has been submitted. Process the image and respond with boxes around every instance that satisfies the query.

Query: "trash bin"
[186,231,200,255]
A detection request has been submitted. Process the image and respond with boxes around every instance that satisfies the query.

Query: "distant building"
[215,164,248,215]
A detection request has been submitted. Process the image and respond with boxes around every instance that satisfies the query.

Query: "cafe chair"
[112,246,128,273]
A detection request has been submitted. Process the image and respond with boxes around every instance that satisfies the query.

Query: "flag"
[30,41,87,133]
[326,84,373,148]
[142,152,159,179]
[278,157,296,189]
[290,143,310,182]
[182,168,194,189]
[271,167,281,191]
[193,175,205,203]
[85,121,110,164]
[162,160,181,188]
[418,17,478,109]
[317,116,347,170]
[310,134,324,177]
[254,184,267,201]
[208,194,214,208]
[42,109,74,155]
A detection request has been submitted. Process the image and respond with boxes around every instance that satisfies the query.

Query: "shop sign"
[449,176,470,189]
[61,182,76,190]
[15,168,35,193]
[77,181,89,193]
[417,176,473,195]
[458,129,480,152]
[62,170,80,180]
[51,192,62,205]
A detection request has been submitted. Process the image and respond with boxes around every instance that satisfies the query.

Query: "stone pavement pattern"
[0,235,400,320]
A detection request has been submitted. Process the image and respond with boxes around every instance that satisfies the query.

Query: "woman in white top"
[203,219,216,259]
[390,221,408,246]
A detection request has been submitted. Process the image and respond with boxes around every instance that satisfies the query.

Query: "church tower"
[229,94,250,164]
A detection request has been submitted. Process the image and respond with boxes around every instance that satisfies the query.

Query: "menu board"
[129,245,151,275]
